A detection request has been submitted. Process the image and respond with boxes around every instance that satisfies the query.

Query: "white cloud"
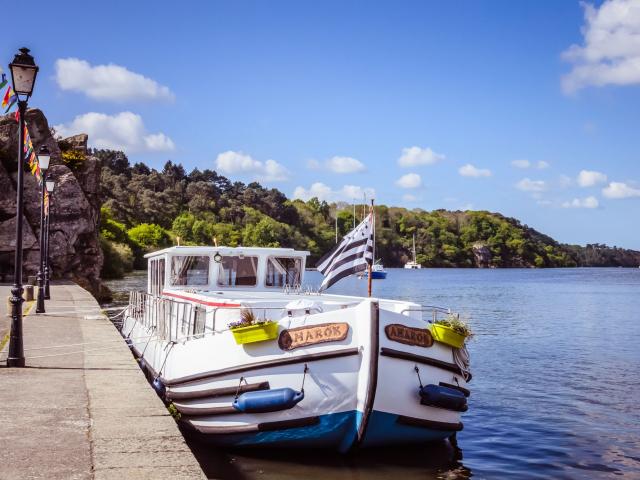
[395,173,422,189]
[54,112,174,153]
[55,58,174,102]
[293,183,375,202]
[325,156,366,174]
[516,178,547,192]
[537,161,550,169]
[511,159,531,169]
[306,159,321,169]
[215,151,290,182]
[559,175,574,188]
[562,196,600,208]
[458,164,492,178]
[398,146,445,167]
[577,169,608,187]
[602,181,640,198]
[511,159,549,169]
[561,0,640,93]
[306,156,366,173]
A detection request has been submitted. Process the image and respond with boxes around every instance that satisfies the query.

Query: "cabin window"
[265,257,302,287]
[170,255,210,286]
[216,255,258,287]
[149,258,166,296]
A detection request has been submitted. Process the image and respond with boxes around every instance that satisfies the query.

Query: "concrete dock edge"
[0,282,206,480]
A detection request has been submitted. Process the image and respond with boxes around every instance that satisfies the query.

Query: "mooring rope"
[0,335,160,361]
[20,333,159,351]
[453,344,472,382]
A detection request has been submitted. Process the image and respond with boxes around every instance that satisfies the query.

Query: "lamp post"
[7,47,39,368]
[44,179,55,300]
[35,146,50,313]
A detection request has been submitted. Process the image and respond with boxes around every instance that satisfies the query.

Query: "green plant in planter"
[229,309,273,330]
[434,314,473,338]
[228,309,278,345]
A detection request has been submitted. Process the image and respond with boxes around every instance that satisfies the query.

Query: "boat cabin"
[145,246,310,296]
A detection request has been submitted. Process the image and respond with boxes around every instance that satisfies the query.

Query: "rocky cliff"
[0,109,108,300]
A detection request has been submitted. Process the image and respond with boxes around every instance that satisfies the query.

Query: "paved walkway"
[0,282,205,480]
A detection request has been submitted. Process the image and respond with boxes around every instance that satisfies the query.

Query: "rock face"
[0,109,108,299]
[472,242,492,268]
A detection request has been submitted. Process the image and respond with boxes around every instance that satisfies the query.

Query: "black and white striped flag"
[317,213,373,291]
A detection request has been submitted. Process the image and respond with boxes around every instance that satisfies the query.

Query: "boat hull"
[369,271,387,279]
[122,292,469,452]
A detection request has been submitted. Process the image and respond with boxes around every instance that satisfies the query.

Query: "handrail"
[399,305,456,323]
[127,290,355,343]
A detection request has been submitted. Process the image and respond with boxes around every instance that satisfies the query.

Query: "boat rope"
[234,376,249,400]
[155,341,176,381]
[300,363,309,393]
[1,335,161,360]
[139,327,157,357]
[19,333,159,351]
[453,344,472,382]
[414,365,424,389]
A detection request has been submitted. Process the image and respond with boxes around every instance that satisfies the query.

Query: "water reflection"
[185,438,470,480]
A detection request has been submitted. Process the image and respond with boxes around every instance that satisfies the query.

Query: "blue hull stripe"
[194,410,456,451]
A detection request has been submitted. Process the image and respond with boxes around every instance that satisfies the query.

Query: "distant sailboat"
[404,233,422,269]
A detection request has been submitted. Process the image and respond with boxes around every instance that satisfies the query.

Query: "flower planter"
[430,323,467,348]
[231,322,279,345]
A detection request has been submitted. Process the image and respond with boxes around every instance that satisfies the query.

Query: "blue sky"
[3,0,640,248]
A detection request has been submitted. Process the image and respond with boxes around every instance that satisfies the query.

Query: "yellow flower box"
[231,322,279,345]
[430,323,467,349]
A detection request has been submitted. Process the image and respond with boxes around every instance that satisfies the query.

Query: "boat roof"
[144,245,310,259]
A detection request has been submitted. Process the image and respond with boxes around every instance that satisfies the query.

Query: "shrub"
[100,237,134,279]
[61,149,86,171]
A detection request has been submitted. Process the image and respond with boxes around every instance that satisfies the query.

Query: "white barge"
[121,245,471,452]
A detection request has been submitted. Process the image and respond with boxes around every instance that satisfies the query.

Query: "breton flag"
[317,213,373,291]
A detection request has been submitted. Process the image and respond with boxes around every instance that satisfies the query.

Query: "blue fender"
[233,387,304,413]
[419,384,467,412]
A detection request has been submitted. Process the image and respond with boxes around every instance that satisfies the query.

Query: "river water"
[103,268,640,479]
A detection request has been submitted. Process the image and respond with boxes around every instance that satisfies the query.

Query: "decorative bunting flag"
[1,74,17,113]
[1,83,16,112]
[14,108,45,182]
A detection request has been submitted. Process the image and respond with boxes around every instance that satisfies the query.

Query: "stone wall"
[0,109,108,299]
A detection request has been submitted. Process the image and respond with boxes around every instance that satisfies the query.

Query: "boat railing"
[399,305,456,323]
[210,305,325,331]
[128,291,206,343]
[128,291,351,342]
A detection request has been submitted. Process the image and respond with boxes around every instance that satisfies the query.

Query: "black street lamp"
[35,146,50,313]
[44,179,55,300]
[7,47,39,368]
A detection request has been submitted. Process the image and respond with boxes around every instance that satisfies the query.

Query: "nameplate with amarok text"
[278,322,349,351]
[385,324,433,347]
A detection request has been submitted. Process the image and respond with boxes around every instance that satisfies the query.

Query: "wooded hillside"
[93,150,640,278]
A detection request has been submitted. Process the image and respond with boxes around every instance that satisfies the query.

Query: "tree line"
[93,150,640,278]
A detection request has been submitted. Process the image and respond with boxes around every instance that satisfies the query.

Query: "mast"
[413,233,417,263]
[368,198,374,298]
[352,201,356,229]
[335,206,338,244]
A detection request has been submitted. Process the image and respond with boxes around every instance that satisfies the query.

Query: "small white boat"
[121,245,470,452]
[405,234,422,269]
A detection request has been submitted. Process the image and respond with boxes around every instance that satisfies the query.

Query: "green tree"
[127,223,171,249]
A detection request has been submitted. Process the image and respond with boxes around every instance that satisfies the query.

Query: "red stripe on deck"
[162,291,241,308]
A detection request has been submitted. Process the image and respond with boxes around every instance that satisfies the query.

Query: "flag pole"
[368,199,374,298]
